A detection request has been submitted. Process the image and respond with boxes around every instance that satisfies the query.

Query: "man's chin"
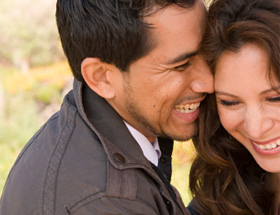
[161,130,196,142]
[169,125,197,141]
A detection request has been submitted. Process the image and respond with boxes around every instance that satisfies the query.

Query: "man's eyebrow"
[167,51,197,64]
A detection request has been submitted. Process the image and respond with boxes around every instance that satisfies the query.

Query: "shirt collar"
[124,121,161,166]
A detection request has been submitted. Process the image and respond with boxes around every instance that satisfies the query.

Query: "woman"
[188,0,280,214]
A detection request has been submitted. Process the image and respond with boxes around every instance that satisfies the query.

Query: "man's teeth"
[175,102,200,113]
[253,139,280,150]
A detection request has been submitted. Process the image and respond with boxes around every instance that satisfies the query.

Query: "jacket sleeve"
[69,197,160,215]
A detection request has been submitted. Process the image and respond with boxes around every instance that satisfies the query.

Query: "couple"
[0,0,279,214]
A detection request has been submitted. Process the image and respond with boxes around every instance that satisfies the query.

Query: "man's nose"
[190,56,214,94]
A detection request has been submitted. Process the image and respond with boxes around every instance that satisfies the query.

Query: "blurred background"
[0,0,197,205]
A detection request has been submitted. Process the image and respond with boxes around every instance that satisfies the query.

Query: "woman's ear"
[81,58,115,99]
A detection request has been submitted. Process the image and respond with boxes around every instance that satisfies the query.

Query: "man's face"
[109,0,213,142]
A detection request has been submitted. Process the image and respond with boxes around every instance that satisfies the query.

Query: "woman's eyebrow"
[260,85,280,94]
[215,91,238,98]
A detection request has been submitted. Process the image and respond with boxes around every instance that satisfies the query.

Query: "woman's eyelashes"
[217,95,280,107]
[218,99,239,107]
[266,95,280,103]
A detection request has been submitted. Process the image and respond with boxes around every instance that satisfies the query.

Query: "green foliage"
[1,62,71,104]
[34,82,62,104]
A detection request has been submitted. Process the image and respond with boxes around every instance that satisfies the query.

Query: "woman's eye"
[219,100,240,106]
[174,61,190,72]
[267,96,280,102]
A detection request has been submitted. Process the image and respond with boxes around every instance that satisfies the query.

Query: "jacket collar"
[73,79,173,172]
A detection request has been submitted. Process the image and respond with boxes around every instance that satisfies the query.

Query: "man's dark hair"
[56,0,196,81]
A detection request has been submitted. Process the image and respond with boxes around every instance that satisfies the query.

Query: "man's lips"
[174,102,200,113]
[174,96,206,114]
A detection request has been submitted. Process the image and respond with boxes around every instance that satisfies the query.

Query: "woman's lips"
[251,137,280,156]
[252,138,280,150]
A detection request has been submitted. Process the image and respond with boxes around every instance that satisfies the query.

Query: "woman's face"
[215,43,280,173]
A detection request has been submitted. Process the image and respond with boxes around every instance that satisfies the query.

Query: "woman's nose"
[244,108,274,139]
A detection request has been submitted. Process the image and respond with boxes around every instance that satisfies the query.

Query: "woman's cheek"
[217,105,241,133]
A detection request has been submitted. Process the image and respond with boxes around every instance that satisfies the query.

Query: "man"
[0,0,213,214]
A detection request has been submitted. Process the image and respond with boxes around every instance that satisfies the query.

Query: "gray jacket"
[0,80,185,215]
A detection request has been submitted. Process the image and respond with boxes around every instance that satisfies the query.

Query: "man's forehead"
[136,1,205,67]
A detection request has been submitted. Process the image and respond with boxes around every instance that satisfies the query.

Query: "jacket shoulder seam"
[42,103,78,215]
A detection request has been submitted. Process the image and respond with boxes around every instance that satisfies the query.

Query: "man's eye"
[173,62,190,71]
[219,100,240,106]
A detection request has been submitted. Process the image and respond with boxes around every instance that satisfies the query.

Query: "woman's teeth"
[175,102,200,113]
[253,139,280,150]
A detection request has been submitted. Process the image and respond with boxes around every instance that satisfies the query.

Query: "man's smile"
[175,102,201,113]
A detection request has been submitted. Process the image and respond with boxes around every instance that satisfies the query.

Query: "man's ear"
[81,58,115,99]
